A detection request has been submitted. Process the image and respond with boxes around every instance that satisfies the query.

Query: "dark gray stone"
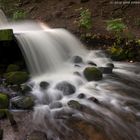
[55,81,76,95]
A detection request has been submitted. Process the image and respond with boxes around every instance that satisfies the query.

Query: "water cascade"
[0,10,140,140]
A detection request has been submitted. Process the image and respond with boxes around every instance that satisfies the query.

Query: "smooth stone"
[88,97,99,104]
[21,84,32,94]
[39,81,49,90]
[87,61,97,66]
[73,71,81,77]
[83,67,102,81]
[77,93,86,99]
[106,63,114,68]
[67,100,82,110]
[55,81,76,95]
[72,56,83,63]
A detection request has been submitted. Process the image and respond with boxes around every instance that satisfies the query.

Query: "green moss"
[0,29,13,41]
[6,64,20,73]
[0,109,6,118]
[0,93,9,109]
[83,67,102,81]
[5,71,29,84]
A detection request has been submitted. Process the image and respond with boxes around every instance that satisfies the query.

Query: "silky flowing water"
[0,11,140,140]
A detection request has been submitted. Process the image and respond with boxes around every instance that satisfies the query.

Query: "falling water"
[0,9,8,25]
[0,10,140,140]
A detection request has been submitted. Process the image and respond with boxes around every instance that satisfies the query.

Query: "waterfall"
[0,9,8,25]
[0,9,140,140]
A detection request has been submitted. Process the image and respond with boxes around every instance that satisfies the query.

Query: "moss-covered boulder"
[0,93,9,119]
[83,67,102,81]
[6,64,20,73]
[11,96,34,109]
[0,93,9,109]
[0,29,13,41]
[4,71,29,84]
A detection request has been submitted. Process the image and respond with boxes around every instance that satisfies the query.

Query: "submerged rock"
[77,93,86,99]
[6,64,20,73]
[39,81,49,90]
[11,96,34,109]
[55,81,76,95]
[88,97,99,104]
[72,56,83,63]
[21,84,32,94]
[87,61,97,66]
[98,67,113,74]
[83,67,102,81]
[27,131,47,140]
[106,63,114,68]
[68,100,82,110]
[4,71,29,84]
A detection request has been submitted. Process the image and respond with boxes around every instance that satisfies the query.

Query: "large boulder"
[83,67,102,81]
[0,29,13,41]
[39,81,49,90]
[55,81,76,95]
[11,96,34,109]
[6,64,20,73]
[4,71,29,84]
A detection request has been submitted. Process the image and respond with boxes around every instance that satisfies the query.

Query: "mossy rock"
[83,67,102,81]
[11,96,34,109]
[6,64,20,73]
[0,93,9,109]
[4,71,29,84]
[0,29,13,41]
[0,109,6,119]
[68,100,82,110]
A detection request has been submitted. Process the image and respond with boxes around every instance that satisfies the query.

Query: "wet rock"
[106,63,114,68]
[74,64,81,67]
[11,96,34,109]
[83,67,102,81]
[87,61,97,66]
[88,97,99,104]
[49,102,63,109]
[0,93,9,109]
[4,71,29,84]
[68,100,82,110]
[0,129,3,140]
[39,81,49,90]
[6,64,20,73]
[72,56,83,63]
[27,131,47,140]
[98,67,113,74]
[77,93,86,99]
[73,71,81,77]
[11,84,20,92]
[21,84,32,94]
[55,81,76,95]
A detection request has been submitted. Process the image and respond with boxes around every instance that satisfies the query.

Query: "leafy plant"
[106,18,126,45]
[79,8,92,30]
[13,10,27,20]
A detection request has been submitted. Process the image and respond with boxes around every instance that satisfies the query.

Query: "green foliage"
[13,10,27,20]
[79,8,92,30]
[107,18,126,44]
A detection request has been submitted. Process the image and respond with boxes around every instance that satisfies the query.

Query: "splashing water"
[0,10,140,140]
